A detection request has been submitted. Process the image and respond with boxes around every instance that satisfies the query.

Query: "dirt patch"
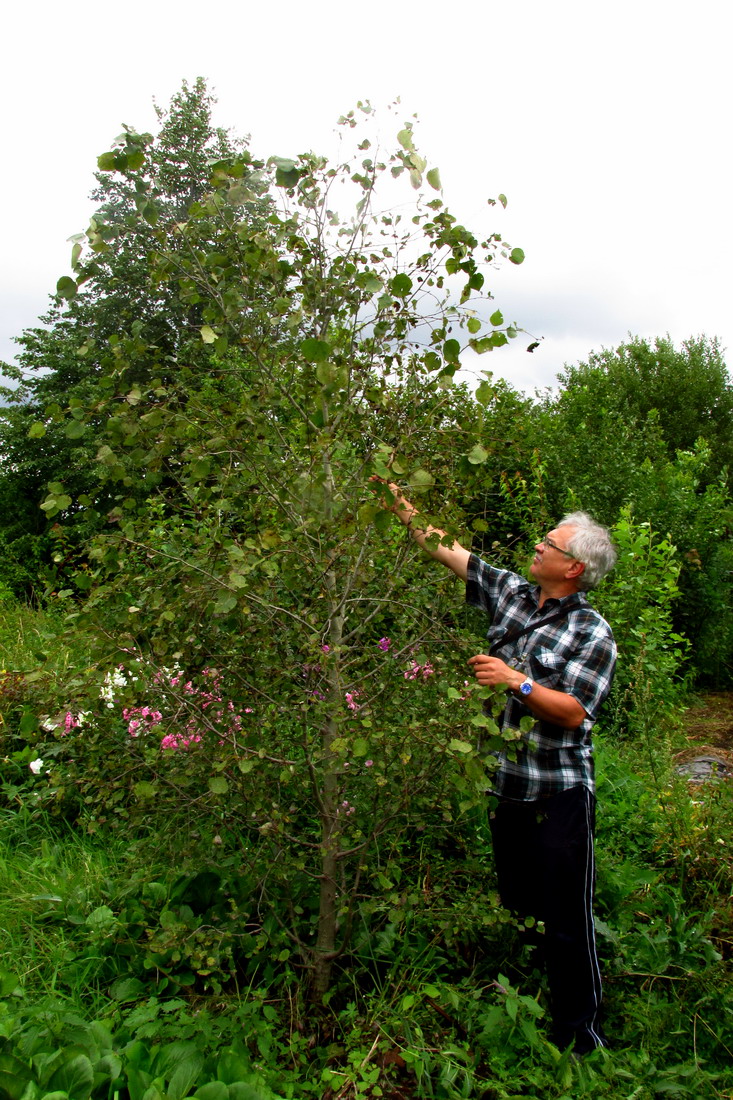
[683,692,733,748]
[674,692,733,777]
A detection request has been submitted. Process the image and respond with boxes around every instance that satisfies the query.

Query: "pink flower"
[63,712,80,735]
[404,660,435,681]
[345,691,362,712]
[377,637,391,652]
[321,645,330,653]
[161,732,202,751]
[365,759,374,767]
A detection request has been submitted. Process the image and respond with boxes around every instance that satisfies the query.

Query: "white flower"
[29,758,44,775]
[100,668,129,704]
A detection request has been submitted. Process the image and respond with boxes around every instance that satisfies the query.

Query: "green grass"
[0,808,131,1010]
[0,594,94,680]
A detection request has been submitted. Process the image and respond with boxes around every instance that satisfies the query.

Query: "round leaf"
[56,276,78,300]
[408,469,435,492]
[389,274,413,298]
[467,444,489,465]
[300,338,331,363]
[65,420,87,439]
[443,339,460,363]
[426,167,442,191]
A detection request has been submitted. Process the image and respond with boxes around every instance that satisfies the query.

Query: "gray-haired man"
[382,485,617,1053]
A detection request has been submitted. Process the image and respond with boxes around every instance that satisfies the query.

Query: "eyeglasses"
[541,533,577,559]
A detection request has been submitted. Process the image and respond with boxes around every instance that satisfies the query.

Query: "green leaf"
[408,469,434,492]
[65,420,86,439]
[316,361,335,385]
[467,317,481,335]
[200,325,217,344]
[208,776,229,795]
[47,1054,94,1100]
[86,905,117,932]
[397,128,414,152]
[509,247,525,265]
[228,1084,270,1100]
[467,444,489,465]
[190,458,211,480]
[97,151,117,171]
[56,276,78,300]
[443,339,460,363]
[214,594,238,614]
[300,338,331,363]
[134,781,158,800]
[216,1051,255,1086]
[110,977,148,1002]
[360,273,383,294]
[142,200,159,226]
[426,167,442,191]
[357,503,380,527]
[448,739,473,753]
[194,1084,229,1100]
[28,421,46,439]
[0,970,19,997]
[475,380,493,406]
[270,156,302,188]
[489,310,504,327]
[0,1052,32,1100]
[389,273,413,298]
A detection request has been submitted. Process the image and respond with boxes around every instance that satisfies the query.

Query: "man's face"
[529,526,579,584]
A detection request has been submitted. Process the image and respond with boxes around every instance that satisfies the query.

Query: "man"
[381,482,617,1054]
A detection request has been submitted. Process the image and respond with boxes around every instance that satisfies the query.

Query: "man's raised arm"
[378,480,471,582]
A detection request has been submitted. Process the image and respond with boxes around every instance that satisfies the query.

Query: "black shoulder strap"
[489,606,570,656]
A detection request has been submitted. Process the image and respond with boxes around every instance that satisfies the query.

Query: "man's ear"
[567,560,586,582]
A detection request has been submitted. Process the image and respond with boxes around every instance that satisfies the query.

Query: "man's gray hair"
[558,511,617,590]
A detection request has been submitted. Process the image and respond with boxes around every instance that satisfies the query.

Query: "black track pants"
[489,784,606,1053]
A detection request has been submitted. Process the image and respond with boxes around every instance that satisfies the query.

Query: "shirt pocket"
[528,647,565,689]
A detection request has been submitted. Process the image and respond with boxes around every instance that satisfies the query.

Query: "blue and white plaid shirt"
[466,554,617,800]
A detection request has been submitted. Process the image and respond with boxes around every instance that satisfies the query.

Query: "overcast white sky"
[2,0,729,395]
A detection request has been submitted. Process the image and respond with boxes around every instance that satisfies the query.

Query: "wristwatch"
[517,678,534,697]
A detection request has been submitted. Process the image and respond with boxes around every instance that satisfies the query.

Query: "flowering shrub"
[4,623,514,1003]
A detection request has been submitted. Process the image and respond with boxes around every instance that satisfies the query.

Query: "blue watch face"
[519,680,532,696]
